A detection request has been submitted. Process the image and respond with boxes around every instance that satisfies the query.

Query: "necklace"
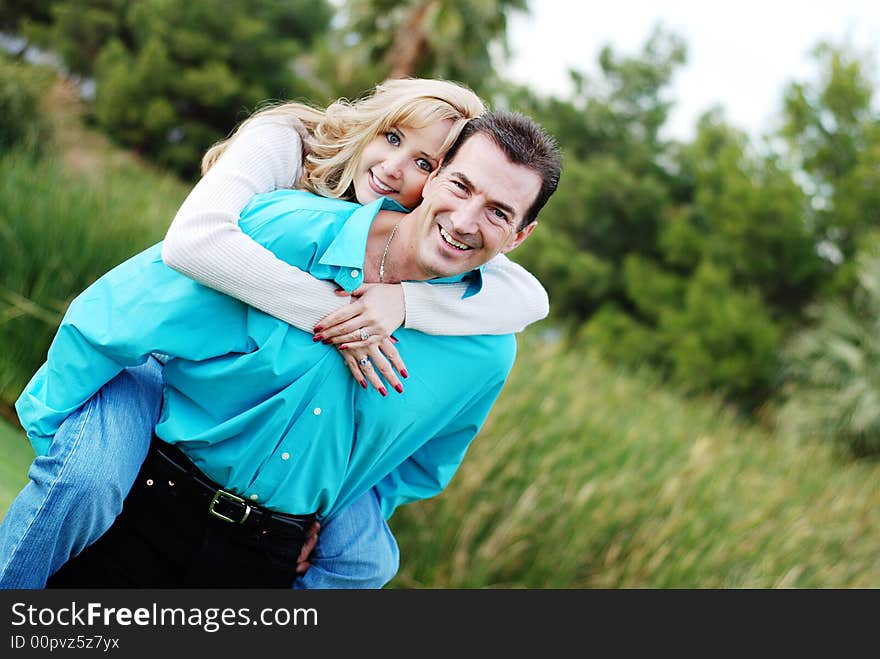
[378,219,403,283]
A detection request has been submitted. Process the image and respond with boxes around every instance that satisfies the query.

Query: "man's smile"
[438,225,474,251]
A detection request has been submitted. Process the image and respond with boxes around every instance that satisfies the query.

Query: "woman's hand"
[312,283,405,349]
[340,338,407,396]
[313,283,409,395]
[295,520,321,576]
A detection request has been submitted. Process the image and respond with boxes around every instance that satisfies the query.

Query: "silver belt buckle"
[208,489,252,524]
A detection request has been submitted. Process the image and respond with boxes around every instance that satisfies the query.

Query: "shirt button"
[313,407,322,416]
[351,269,360,278]
[281,452,290,461]
[249,494,259,501]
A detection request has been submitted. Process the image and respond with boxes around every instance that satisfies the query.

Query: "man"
[16,111,562,587]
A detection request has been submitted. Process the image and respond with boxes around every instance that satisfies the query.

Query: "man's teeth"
[440,227,471,250]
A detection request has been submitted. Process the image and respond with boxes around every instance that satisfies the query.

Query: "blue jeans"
[0,358,398,589]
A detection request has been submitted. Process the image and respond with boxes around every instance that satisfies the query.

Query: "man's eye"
[491,208,509,223]
[385,132,401,146]
[452,180,467,190]
[416,158,434,173]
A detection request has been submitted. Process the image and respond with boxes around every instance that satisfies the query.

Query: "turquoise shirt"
[16,191,516,520]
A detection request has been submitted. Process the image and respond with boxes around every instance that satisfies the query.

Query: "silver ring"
[358,327,370,341]
[358,357,370,367]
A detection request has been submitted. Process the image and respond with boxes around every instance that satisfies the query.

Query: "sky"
[502,0,880,141]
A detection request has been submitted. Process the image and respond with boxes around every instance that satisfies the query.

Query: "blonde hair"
[201,78,487,201]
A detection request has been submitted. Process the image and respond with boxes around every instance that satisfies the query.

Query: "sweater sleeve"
[161,116,346,332]
[400,253,549,335]
[162,116,549,337]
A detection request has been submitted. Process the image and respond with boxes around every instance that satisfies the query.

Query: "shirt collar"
[317,197,484,297]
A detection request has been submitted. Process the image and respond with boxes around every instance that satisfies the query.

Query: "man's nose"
[449,200,481,235]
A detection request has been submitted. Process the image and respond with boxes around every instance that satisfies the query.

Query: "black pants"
[48,441,309,589]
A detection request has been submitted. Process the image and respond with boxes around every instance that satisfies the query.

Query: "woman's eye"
[385,132,401,146]
[416,158,434,173]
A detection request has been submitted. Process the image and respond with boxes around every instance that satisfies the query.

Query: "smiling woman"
[353,120,453,211]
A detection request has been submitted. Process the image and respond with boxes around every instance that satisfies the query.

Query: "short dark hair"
[441,110,562,229]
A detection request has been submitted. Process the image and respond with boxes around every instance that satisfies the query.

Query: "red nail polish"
[379,387,387,397]
[312,334,323,342]
[360,380,367,389]
[322,339,332,345]
[313,325,323,332]
[400,369,408,379]
[339,345,348,350]
[394,384,403,394]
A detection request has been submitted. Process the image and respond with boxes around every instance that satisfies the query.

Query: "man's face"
[411,134,541,279]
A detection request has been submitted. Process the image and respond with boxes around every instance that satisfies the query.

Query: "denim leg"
[0,358,163,589]
[293,488,399,589]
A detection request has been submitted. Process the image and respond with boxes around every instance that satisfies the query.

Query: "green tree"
[0,55,53,154]
[782,42,880,292]
[511,29,832,405]
[0,0,55,37]
[30,0,333,176]
[308,0,527,99]
[776,240,880,456]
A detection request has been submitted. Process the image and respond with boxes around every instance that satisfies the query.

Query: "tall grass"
[0,149,187,405]
[3,330,878,587]
[389,333,880,588]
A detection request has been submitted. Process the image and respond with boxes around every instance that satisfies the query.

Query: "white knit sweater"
[161,116,549,335]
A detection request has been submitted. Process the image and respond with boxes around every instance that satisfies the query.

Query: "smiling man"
[17,111,562,587]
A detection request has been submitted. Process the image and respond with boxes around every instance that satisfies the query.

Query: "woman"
[1,78,549,589]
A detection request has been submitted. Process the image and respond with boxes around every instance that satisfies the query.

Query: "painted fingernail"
[394,384,404,394]
[312,334,323,342]
[313,325,324,332]
[360,380,367,389]
[322,339,332,345]
[339,345,348,350]
[379,387,387,397]
[400,369,409,379]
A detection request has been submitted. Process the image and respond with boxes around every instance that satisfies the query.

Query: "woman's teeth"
[371,173,394,193]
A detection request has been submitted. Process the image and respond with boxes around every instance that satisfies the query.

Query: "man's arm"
[16,246,250,454]
[372,377,509,520]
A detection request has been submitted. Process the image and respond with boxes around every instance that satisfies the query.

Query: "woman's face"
[353,119,453,210]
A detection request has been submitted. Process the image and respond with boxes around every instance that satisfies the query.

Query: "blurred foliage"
[390,332,880,587]
[776,238,880,457]
[0,149,186,405]
[0,0,54,35]
[0,55,54,154]
[782,42,880,294]
[313,0,527,97]
[18,0,334,177]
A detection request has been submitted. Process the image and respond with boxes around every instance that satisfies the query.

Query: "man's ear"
[502,220,537,253]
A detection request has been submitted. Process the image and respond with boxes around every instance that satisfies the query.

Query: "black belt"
[145,436,315,539]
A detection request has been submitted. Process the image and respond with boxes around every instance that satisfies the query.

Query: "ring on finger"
[358,357,370,368]
[358,327,370,341]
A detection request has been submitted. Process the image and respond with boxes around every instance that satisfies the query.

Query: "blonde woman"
[1,79,549,589]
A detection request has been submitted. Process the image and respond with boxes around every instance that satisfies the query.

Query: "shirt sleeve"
[372,372,510,519]
[400,253,549,335]
[161,116,347,332]
[15,250,250,455]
